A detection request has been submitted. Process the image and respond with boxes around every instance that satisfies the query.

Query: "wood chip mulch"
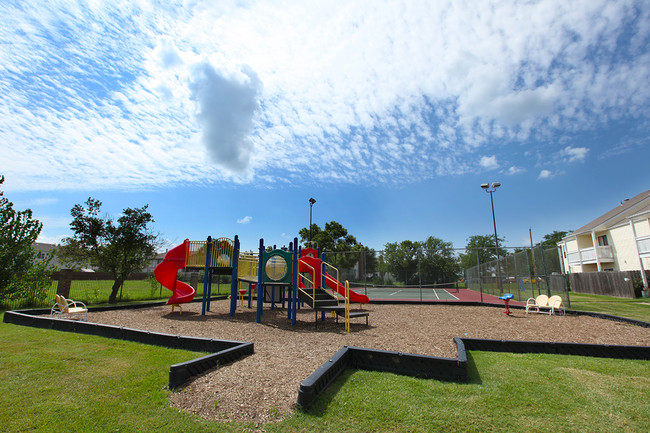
[89,299,649,424]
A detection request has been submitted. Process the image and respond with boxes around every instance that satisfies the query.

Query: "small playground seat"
[545,295,566,316]
[50,294,88,321]
[238,288,248,307]
[525,295,549,314]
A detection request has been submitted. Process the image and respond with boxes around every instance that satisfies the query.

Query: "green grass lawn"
[1,315,648,433]
[568,292,650,322]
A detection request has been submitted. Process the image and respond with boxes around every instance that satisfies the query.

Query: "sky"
[1,0,649,254]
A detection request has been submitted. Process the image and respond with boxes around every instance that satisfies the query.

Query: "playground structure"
[154,236,238,315]
[154,236,370,330]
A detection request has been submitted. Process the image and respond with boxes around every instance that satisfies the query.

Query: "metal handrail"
[322,261,341,299]
[297,259,316,303]
[344,280,350,333]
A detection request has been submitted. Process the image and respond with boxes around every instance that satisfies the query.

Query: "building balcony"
[567,246,614,266]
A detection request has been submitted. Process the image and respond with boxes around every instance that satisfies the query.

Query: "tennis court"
[350,285,460,301]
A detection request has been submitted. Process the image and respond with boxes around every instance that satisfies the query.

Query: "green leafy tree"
[419,236,460,284]
[376,254,390,284]
[0,176,54,305]
[382,240,420,285]
[538,230,570,247]
[57,198,159,304]
[351,244,378,281]
[458,234,507,270]
[298,221,359,269]
[383,237,460,286]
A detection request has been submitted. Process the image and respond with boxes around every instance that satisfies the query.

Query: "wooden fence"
[569,270,649,298]
[52,270,151,298]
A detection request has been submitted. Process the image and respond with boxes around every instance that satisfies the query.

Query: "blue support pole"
[201,236,213,315]
[229,235,240,316]
[292,238,298,326]
[256,238,264,323]
[287,241,293,319]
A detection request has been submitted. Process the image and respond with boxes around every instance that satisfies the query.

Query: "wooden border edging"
[297,336,649,409]
[2,309,253,389]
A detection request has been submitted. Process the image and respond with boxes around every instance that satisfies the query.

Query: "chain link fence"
[464,246,570,306]
[321,246,570,305]
[2,246,571,310]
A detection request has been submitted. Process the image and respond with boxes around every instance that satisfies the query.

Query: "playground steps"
[298,288,370,326]
[298,288,338,310]
[315,306,370,325]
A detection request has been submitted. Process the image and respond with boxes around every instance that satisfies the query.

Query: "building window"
[597,235,609,246]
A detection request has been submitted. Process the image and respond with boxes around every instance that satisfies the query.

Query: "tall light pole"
[481,182,502,293]
[309,197,316,243]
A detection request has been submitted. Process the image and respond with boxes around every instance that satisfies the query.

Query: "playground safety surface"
[88,298,649,424]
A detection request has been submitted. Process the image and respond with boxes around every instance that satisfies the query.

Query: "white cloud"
[538,169,554,179]
[189,62,262,174]
[153,36,184,70]
[0,0,648,191]
[560,146,589,163]
[504,166,525,175]
[237,215,252,224]
[480,156,499,170]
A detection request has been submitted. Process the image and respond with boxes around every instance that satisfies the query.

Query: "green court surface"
[351,286,459,301]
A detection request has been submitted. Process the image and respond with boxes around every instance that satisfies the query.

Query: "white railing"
[567,246,613,265]
[567,251,581,265]
[596,246,614,261]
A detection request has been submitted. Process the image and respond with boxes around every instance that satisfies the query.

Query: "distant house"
[33,243,63,269]
[143,252,166,273]
[558,190,650,285]
[34,243,164,273]
[33,242,95,271]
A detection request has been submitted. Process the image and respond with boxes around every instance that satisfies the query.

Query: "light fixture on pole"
[481,182,502,293]
[309,197,316,242]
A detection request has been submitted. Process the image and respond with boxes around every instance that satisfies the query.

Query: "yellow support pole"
[345,280,350,333]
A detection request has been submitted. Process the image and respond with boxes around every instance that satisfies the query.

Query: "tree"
[458,234,508,270]
[538,230,570,247]
[382,237,460,286]
[382,240,420,285]
[0,176,54,305]
[419,236,461,285]
[298,221,359,269]
[351,244,378,281]
[57,198,159,304]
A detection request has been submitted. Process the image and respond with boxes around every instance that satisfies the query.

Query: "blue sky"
[1,0,649,253]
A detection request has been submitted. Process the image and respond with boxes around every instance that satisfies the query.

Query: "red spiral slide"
[154,239,195,306]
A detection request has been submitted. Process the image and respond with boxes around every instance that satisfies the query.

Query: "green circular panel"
[265,255,288,281]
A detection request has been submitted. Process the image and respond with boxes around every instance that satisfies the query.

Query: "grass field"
[569,292,650,322]
[1,313,648,433]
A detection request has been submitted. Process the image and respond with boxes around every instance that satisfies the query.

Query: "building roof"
[566,189,650,237]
